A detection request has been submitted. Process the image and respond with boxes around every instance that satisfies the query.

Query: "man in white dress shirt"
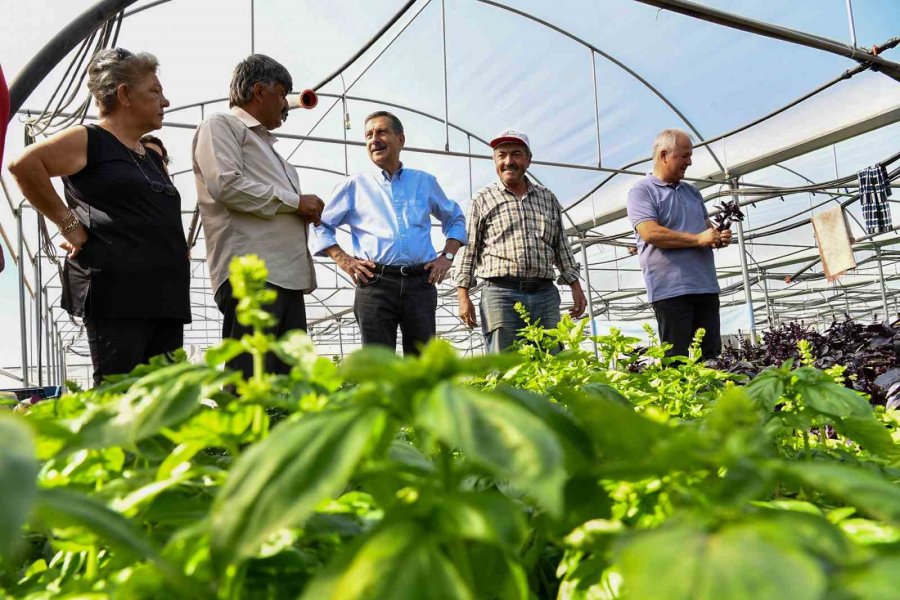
[193,54,324,376]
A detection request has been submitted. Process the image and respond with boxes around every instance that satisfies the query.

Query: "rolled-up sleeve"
[193,116,299,219]
[551,195,581,285]
[454,195,481,288]
[311,179,353,256]
[626,181,658,230]
[429,176,467,245]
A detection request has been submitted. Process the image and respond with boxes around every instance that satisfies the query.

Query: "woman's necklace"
[101,122,145,157]
[125,147,177,197]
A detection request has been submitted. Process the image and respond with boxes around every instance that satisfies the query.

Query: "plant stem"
[84,546,98,581]
[252,349,264,383]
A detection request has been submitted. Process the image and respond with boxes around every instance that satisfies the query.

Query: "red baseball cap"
[489,128,530,150]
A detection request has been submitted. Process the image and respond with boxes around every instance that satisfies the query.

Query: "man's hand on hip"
[424,255,453,284]
[332,248,375,285]
[296,194,325,225]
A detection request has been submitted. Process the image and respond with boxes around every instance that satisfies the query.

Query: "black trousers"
[215,280,307,377]
[85,317,183,387]
[651,293,721,360]
[353,271,437,356]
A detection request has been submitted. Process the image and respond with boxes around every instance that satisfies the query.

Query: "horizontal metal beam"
[719,104,900,181]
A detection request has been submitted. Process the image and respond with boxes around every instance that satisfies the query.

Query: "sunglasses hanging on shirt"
[125,145,178,197]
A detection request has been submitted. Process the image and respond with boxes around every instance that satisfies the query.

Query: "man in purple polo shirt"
[626,128,732,359]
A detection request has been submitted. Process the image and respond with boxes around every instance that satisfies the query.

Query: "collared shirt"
[192,106,316,293]
[454,178,581,288]
[311,166,467,265]
[626,174,718,303]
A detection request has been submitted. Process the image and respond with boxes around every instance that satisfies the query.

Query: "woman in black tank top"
[8,48,190,387]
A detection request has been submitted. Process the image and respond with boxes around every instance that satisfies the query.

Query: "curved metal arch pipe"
[8,0,139,118]
[633,0,900,81]
[475,0,725,174]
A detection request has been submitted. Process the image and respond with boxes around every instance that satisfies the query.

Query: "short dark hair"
[229,54,293,108]
[365,110,403,135]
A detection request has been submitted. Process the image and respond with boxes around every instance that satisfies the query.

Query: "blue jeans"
[479,283,561,353]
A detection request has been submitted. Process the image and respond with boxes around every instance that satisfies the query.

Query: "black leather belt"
[487,276,554,292]
[375,263,428,277]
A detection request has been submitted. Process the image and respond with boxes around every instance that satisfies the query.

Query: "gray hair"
[86,48,159,116]
[652,128,693,162]
[228,54,293,108]
[365,110,404,135]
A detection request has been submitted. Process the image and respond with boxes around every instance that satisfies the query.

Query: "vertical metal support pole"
[59,335,67,383]
[47,316,55,385]
[34,220,43,386]
[730,179,757,343]
[340,74,350,175]
[844,0,858,47]
[54,327,61,385]
[16,204,30,387]
[43,288,53,383]
[250,0,255,53]
[467,135,473,199]
[590,50,602,167]
[52,331,59,384]
[49,305,57,383]
[580,242,599,359]
[759,269,773,328]
[831,144,840,179]
[342,101,350,175]
[875,245,889,322]
[843,287,851,318]
[337,319,344,360]
[440,0,450,151]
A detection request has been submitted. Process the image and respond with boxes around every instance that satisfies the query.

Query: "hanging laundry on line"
[858,164,893,235]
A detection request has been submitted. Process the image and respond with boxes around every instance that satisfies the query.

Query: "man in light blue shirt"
[312,110,466,355]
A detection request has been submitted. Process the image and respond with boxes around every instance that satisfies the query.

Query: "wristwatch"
[442,252,455,261]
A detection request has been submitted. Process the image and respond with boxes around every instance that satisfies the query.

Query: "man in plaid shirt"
[455,129,586,352]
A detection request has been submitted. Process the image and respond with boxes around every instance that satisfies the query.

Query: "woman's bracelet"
[57,210,80,234]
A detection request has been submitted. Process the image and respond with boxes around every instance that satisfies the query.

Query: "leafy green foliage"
[210,405,386,570]
[1,257,898,599]
[0,416,38,559]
